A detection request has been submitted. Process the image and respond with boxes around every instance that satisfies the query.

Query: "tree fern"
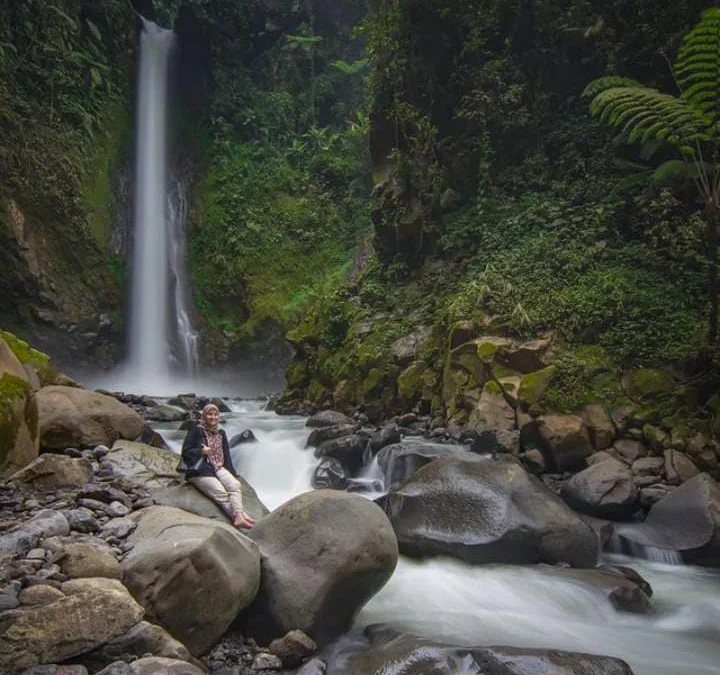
[675,7,720,130]
[584,8,720,346]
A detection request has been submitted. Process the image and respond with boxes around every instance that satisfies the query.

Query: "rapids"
[159,399,720,675]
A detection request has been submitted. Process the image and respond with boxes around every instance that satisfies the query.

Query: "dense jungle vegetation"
[2,0,720,432]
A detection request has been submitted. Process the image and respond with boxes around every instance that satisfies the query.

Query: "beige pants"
[190,467,244,519]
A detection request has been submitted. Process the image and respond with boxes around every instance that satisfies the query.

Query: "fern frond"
[588,85,708,147]
[675,7,720,128]
[651,159,690,186]
[581,76,643,99]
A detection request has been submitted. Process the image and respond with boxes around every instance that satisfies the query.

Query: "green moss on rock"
[623,368,675,401]
[518,366,556,408]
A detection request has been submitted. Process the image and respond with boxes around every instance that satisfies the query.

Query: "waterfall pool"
[158,399,720,675]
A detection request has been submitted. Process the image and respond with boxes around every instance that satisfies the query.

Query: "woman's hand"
[202,444,211,457]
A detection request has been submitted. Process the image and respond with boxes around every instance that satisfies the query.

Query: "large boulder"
[376,441,467,491]
[534,415,593,471]
[10,454,93,488]
[0,336,38,476]
[561,457,638,519]
[122,506,261,655]
[618,473,720,567]
[150,480,268,524]
[107,440,183,490]
[384,455,598,567]
[324,630,633,675]
[0,577,144,673]
[238,490,398,646]
[36,386,145,449]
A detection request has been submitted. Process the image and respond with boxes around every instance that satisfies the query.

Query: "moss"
[476,340,501,361]
[0,373,30,467]
[623,368,675,401]
[0,331,50,372]
[397,361,427,402]
[518,366,556,408]
[484,380,502,395]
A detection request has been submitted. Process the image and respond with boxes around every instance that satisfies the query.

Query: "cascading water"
[167,174,199,377]
[124,18,199,393]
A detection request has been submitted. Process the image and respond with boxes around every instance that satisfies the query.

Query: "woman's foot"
[233,512,254,529]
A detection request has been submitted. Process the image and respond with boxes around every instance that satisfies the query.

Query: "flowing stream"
[157,400,720,675]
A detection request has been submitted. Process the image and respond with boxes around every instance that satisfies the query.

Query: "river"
[158,399,720,675]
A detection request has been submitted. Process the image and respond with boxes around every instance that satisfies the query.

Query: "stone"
[498,338,552,373]
[122,506,261,655]
[77,621,196,672]
[0,335,38,477]
[252,653,283,670]
[376,442,467,491]
[314,434,369,474]
[36,386,145,450]
[384,455,598,567]
[305,410,353,428]
[0,578,144,672]
[128,657,206,675]
[268,629,317,667]
[101,518,137,539]
[150,481,268,525]
[561,458,638,519]
[106,440,181,490]
[57,542,123,580]
[613,439,647,464]
[534,415,593,471]
[663,449,699,485]
[581,404,616,450]
[467,383,516,432]
[238,491,397,647]
[311,457,348,490]
[18,584,65,606]
[324,630,633,675]
[228,429,258,447]
[631,457,664,477]
[10,455,93,488]
[306,424,356,448]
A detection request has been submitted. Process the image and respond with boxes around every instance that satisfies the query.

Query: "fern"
[675,7,720,130]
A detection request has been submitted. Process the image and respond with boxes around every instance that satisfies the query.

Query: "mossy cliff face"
[0,2,136,369]
[280,0,717,442]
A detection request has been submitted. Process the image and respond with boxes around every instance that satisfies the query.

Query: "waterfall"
[125,18,199,392]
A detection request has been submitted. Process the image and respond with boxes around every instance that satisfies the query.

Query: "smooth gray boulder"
[238,490,398,646]
[376,441,467,491]
[384,455,598,567]
[619,473,720,566]
[122,506,261,655]
[36,386,144,449]
[107,440,181,490]
[150,480,268,524]
[561,457,638,519]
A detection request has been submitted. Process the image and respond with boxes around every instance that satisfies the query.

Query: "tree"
[583,7,720,346]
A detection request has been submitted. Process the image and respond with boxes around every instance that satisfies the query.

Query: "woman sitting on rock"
[180,403,255,529]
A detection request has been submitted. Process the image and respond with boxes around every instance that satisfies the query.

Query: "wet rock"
[384,455,598,567]
[143,405,188,423]
[306,410,353,428]
[314,434,368,474]
[663,449,699,485]
[631,457,664,477]
[324,630,633,675]
[238,491,397,646]
[581,404,616,450]
[561,458,637,519]
[534,415,593,471]
[229,429,258,447]
[376,441,466,491]
[306,424,356,449]
[614,440,647,464]
[311,457,348,490]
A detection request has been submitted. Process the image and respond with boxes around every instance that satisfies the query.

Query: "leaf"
[46,4,77,31]
[86,19,102,42]
[90,67,102,86]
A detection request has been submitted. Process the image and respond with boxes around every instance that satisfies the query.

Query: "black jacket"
[180,424,238,478]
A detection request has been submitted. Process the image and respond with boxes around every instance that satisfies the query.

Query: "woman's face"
[203,408,220,426]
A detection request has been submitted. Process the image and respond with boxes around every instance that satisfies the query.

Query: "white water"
[127,19,175,388]
[155,401,720,675]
